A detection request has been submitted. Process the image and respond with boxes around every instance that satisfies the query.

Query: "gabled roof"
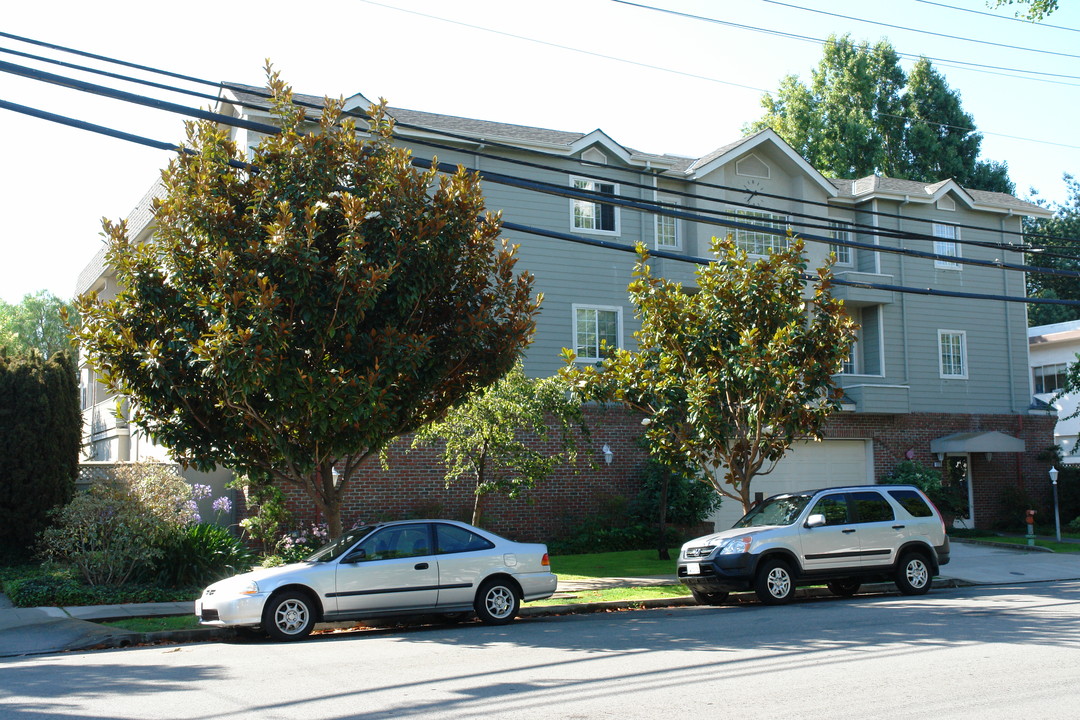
[220,82,1045,216]
[683,129,839,198]
[829,175,1051,218]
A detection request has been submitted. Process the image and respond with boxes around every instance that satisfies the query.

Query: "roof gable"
[686,129,838,198]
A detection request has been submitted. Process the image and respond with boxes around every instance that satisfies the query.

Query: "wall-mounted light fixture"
[602,444,613,465]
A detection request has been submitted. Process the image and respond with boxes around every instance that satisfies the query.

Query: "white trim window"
[1033,362,1068,394]
[829,222,853,266]
[938,330,967,379]
[735,210,788,255]
[573,304,621,362]
[571,177,619,235]
[933,223,961,270]
[655,198,679,249]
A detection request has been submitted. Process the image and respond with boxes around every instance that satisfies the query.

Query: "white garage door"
[706,439,871,532]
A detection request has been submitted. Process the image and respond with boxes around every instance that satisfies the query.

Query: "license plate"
[686,562,700,575]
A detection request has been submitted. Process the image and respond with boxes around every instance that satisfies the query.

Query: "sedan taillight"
[541,553,550,567]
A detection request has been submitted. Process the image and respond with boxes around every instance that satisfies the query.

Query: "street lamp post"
[1050,466,1061,543]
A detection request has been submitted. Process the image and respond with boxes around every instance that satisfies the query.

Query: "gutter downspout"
[897,195,911,385]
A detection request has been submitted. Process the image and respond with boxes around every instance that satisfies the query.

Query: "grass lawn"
[100,615,203,633]
[525,584,690,607]
[549,549,679,580]
[959,535,1080,553]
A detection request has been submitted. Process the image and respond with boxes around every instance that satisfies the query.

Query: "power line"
[5,88,1079,307]
[913,0,1080,33]
[761,0,1080,60]
[611,0,1080,82]
[4,44,1076,261]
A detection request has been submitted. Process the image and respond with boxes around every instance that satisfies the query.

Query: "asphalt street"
[2,581,1079,719]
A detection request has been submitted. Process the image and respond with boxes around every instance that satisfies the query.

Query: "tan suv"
[678,485,950,605]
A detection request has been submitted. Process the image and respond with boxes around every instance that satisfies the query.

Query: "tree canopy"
[412,362,588,526]
[0,290,77,359]
[75,70,540,538]
[747,35,1013,193]
[1026,175,1080,327]
[561,237,856,513]
[990,0,1059,20]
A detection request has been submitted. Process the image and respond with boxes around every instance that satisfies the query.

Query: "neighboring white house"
[1029,320,1080,465]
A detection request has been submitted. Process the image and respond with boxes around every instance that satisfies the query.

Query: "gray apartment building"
[76,83,1057,537]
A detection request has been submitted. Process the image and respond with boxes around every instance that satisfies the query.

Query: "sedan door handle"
[414,563,429,570]
[842,529,857,534]
[892,525,906,530]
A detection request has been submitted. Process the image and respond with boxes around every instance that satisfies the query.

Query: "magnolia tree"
[561,237,856,514]
[412,362,588,526]
[76,71,539,538]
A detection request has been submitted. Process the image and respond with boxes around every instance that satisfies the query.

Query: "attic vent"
[581,147,608,165]
[937,195,956,211]
[736,153,770,179]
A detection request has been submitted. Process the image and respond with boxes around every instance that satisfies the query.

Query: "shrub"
[274,522,330,563]
[629,461,722,527]
[881,460,969,521]
[0,350,80,560]
[38,482,164,585]
[142,523,257,587]
[234,479,293,552]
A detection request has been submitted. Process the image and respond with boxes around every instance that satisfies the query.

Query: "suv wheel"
[690,589,729,606]
[826,579,861,598]
[895,552,932,595]
[755,558,795,605]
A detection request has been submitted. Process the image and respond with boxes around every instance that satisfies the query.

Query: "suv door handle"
[414,563,429,570]
[842,529,856,534]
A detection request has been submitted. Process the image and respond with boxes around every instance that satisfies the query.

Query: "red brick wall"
[824,412,1057,527]
[269,405,651,543]
[250,408,1056,540]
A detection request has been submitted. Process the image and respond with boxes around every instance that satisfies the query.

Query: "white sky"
[1,0,1077,303]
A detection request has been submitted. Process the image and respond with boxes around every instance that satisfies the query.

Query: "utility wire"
[4,88,1075,308]
[3,48,1077,260]
[913,0,1080,33]
[613,0,1080,81]
[761,0,1080,60]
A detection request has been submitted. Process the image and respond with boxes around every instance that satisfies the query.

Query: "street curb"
[64,576,970,650]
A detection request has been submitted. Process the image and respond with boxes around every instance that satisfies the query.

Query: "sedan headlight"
[213,579,259,596]
[718,536,754,555]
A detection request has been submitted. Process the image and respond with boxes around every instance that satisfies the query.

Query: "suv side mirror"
[805,514,826,529]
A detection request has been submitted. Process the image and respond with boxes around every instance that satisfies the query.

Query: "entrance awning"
[930,431,1025,454]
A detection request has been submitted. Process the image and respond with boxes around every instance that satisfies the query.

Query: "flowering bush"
[39,462,238,587]
[274,523,331,563]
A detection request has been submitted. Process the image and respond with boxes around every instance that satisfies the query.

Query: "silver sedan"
[196,519,557,641]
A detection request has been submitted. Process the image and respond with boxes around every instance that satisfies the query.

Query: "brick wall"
[267,405,651,543]
[824,411,1057,527]
[254,408,1056,540]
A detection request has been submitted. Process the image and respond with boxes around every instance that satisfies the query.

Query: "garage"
[706,439,872,532]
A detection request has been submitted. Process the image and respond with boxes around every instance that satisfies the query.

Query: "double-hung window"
[829,222,853,266]
[938,330,967,379]
[571,177,619,234]
[933,223,961,269]
[655,199,679,249]
[735,210,788,255]
[573,305,621,362]
[1033,363,1068,394]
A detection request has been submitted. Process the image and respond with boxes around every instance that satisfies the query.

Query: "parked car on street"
[678,484,950,605]
[196,519,557,640]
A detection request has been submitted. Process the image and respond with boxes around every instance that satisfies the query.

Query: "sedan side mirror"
[805,514,826,529]
[342,549,367,564]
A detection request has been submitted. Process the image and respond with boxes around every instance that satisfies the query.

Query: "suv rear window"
[888,489,934,517]
[850,491,894,523]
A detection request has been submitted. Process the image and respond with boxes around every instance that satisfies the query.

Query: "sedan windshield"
[305,525,377,563]
[734,494,812,528]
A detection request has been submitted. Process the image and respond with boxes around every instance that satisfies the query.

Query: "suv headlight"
[718,536,754,555]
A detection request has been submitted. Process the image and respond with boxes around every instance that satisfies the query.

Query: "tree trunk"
[319,460,345,540]
[656,465,671,561]
[472,448,487,527]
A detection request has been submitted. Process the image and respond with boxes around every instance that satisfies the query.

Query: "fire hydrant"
[1026,509,1037,546]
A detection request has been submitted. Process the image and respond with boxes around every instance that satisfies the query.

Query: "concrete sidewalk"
[3,540,1080,658]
